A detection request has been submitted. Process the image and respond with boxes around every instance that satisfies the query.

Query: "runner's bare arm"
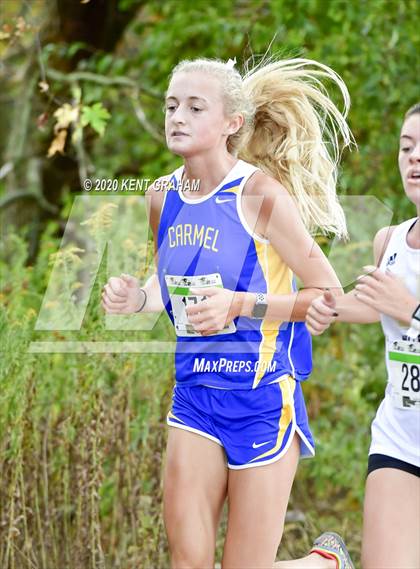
[137,178,171,312]
[335,225,399,323]
[237,172,343,321]
[307,225,396,327]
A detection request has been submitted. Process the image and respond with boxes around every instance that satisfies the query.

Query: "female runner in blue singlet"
[102,57,355,569]
[305,104,420,569]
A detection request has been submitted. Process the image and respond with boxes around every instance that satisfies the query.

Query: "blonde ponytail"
[237,58,353,238]
[169,57,354,237]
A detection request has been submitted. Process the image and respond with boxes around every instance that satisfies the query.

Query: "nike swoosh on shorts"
[252,440,273,449]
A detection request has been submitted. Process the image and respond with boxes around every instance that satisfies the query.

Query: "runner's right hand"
[101,273,145,314]
[305,290,338,335]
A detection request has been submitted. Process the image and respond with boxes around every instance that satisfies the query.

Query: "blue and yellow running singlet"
[157,159,312,389]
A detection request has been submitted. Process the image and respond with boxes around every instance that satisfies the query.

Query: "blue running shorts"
[167,376,315,469]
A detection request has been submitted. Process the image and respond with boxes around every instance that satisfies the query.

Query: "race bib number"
[387,340,420,410]
[164,273,236,337]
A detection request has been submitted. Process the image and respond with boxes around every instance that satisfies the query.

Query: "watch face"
[252,302,268,319]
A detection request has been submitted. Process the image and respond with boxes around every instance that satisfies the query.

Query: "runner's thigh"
[222,434,300,569]
[163,427,228,568]
[362,468,420,569]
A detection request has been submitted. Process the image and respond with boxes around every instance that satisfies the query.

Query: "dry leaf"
[38,81,49,93]
[47,129,67,158]
[53,103,79,132]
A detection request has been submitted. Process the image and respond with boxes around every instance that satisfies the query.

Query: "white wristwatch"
[251,292,268,319]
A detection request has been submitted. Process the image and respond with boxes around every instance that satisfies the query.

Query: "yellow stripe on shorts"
[249,377,296,462]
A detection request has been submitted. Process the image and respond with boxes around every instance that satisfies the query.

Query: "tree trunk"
[1,0,144,263]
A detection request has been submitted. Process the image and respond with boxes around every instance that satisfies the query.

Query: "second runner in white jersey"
[370,218,420,467]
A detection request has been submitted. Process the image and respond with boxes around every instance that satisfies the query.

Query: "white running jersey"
[369,218,420,466]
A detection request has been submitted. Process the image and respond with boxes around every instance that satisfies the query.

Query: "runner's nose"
[172,105,186,125]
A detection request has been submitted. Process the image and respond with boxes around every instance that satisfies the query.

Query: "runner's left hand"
[186,287,239,336]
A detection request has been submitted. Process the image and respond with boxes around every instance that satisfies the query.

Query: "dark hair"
[405,103,420,119]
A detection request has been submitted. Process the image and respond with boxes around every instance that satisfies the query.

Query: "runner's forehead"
[167,72,223,102]
[401,114,420,139]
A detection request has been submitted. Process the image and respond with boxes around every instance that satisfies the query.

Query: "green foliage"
[81,103,111,137]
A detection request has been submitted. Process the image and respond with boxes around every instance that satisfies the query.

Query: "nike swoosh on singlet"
[252,440,273,449]
[215,196,235,204]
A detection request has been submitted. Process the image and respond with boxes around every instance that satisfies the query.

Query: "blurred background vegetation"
[0,0,418,567]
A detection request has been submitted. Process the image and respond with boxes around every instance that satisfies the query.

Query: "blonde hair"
[170,57,354,237]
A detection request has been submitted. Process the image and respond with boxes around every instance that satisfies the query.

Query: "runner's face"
[399,112,420,207]
[165,71,231,157]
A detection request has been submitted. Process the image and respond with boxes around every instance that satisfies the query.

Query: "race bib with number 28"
[388,340,420,410]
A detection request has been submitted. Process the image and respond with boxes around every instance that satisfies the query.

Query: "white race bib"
[165,273,237,337]
[387,340,420,411]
